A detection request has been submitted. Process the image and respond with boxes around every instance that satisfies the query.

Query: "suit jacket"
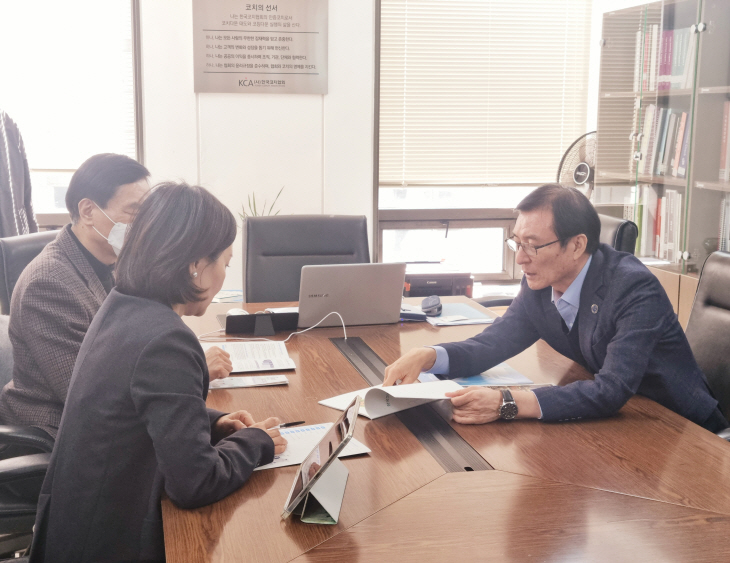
[0,225,108,437]
[29,289,275,563]
[440,244,722,427]
[0,110,37,237]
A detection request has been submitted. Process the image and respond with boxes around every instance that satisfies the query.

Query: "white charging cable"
[198,311,347,343]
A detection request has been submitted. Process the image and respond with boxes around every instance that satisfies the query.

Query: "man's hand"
[250,416,288,455]
[205,346,233,381]
[446,387,502,424]
[214,410,256,437]
[383,347,437,386]
[446,388,542,424]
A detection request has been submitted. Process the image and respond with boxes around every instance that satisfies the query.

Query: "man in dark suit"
[0,154,233,439]
[384,184,728,432]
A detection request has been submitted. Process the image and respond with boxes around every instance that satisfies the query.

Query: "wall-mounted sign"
[193,0,328,94]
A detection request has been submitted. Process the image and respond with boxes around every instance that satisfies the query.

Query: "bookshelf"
[595,0,730,283]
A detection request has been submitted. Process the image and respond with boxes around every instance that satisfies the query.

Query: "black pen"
[271,420,305,430]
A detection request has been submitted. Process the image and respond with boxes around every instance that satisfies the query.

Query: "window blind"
[0,1,137,171]
[379,0,593,186]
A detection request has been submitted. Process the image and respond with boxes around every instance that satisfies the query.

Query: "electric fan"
[556,131,597,201]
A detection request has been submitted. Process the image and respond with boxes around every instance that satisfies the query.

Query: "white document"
[264,306,299,314]
[319,380,462,419]
[255,423,371,471]
[209,375,289,390]
[201,341,295,373]
[426,316,494,327]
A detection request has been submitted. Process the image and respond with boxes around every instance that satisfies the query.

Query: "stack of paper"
[201,341,295,373]
[209,375,288,390]
[255,423,371,471]
[426,302,496,327]
[319,380,462,419]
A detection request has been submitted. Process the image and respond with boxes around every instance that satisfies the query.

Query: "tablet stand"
[253,314,276,337]
[293,458,349,525]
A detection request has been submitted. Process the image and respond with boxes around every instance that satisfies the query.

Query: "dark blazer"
[0,225,108,437]
[440,244,724,427]
[29,290,274,563]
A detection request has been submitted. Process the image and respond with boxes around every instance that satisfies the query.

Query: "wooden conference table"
[164,297,730,562]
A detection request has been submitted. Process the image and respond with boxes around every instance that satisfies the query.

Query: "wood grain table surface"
[163,298,730,562]
[292,470,730,563]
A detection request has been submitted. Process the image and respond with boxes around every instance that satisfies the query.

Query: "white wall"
[139,0,376,292]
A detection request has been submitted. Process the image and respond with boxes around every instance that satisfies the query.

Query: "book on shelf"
[640,185,658,257]
[661,189,682,264]
[639,104,656,174]
[661,112,678,175]
[651,107,668,175]
[649,24,659,92]
[677,116,691,179]
[672,112,687,177]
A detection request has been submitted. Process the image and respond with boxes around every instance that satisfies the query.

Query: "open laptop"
[297,263,406,328]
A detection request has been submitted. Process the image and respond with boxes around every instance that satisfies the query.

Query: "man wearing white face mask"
[0,154,232,439]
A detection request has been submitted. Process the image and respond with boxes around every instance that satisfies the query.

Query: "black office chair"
[475,213,638,309]
[597,213,638,254]
[0,316,51,557]
[0,231,59,315]
[684,251,730,441]
[243,215,370,303]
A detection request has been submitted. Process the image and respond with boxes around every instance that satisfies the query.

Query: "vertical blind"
[379,0,593,186]
[0,1,137,171]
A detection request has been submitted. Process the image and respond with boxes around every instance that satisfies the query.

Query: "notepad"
[201,341,295,373]
[319,380,462,419]
[255,423,371,471]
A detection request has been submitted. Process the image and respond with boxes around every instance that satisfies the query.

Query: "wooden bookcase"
[595,0,730,325]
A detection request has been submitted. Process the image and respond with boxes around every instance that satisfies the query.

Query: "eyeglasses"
[506,238,561,257]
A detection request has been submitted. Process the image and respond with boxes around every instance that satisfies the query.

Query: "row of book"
[633,26,696,92]
[638,104,690,179]
[625,185,682,262]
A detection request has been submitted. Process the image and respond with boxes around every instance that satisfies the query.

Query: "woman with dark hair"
[29,183,286,563]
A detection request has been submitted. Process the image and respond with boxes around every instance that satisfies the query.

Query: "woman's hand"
[250,417,288,455]
[205,346,233,380]
[214,410,256,437]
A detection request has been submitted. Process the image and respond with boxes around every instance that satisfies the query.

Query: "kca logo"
[239,78,253,87]
[308,293,329,298]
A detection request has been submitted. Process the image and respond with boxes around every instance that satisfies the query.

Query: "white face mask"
[92,203,128,256]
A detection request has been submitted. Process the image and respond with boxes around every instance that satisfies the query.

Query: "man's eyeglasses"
[506,238,561,257]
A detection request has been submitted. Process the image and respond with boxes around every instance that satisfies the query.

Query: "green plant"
[239,186,284,219]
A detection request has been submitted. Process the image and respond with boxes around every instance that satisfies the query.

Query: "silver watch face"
[500,403,519,420]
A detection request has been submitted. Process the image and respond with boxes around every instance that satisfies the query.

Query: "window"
[0,0,141,215]
[377,0,593,279]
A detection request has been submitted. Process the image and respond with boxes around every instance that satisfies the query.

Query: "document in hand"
[200,341,295,373]
[319,380,462,419]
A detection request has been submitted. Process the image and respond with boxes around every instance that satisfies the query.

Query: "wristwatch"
[498,389,518,420]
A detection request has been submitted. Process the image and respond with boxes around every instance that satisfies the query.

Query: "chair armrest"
[0,426,54,453]
[0,453,50,485]
[716,427,730,442]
